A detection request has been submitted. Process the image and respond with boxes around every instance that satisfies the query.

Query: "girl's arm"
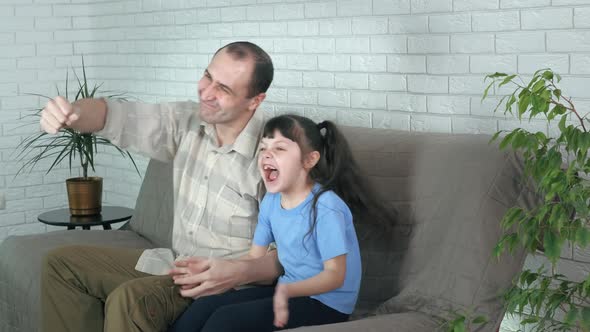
[282,254,346,297]
[236,244,280,286]
[238,244,270,261]
[273,254,347,328]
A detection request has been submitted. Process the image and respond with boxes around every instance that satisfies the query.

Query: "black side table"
[38,206,134,230]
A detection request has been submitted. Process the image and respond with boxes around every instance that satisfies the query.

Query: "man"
[40,41,282,332]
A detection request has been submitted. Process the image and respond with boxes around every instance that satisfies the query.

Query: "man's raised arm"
[40,96,107,134]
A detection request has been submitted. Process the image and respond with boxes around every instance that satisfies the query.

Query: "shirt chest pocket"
[213,185,258,238]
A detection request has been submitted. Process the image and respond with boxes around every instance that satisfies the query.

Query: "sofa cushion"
[284,311,441,332]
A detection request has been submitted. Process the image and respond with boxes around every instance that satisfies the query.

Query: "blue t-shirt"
[252,183,362,314]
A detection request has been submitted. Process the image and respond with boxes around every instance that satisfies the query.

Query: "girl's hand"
[273,283,289,328]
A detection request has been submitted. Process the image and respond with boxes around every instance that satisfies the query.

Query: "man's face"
[197,49,258,126]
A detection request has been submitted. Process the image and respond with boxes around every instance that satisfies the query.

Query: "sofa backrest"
[128,126,534,329]
[125,158,174,248]
[341,126,535,329]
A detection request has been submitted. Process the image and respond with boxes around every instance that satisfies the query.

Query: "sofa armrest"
[0,230,154,332]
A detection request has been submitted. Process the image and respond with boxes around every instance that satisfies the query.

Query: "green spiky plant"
[15,56,140,179]
[482,69,590,332]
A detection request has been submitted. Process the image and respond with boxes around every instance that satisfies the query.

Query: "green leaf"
[472,316,488,325]
[564,306,578,325]
[543,230,561,262]
[520,317,540,325]
[518,93,531,119]
[559,114,568,132]
[490,131,501,143]
[576,227,590,247]
[532,79,546,93]
[505,93,517,114]
[542,70,554,80]
[81,55,89,98]
[482,81,494,102]
[498,74,517,87]
[485,72,508,79]
[452,318,466,332]
[500,130,518,150]
[581,307,590,330]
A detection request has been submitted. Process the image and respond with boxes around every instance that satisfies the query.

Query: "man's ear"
[248,92,266,112]
[304,151,320,170]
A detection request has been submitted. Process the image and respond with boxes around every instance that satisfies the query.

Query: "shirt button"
[188,231,193,235]
[204,175,208,180]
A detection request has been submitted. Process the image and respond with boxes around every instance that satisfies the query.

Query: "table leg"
[103,224,112,230]
[67,225,75,230]
[82,225,90,230]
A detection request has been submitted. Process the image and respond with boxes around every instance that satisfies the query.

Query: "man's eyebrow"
[204,69,235,95]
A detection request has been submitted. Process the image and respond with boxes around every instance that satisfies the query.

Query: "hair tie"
[317,121,328,130]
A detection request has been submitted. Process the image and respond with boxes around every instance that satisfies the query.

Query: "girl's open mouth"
[263,164,279,182]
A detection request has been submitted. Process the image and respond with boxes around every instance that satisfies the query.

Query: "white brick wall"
[0,1,589,329]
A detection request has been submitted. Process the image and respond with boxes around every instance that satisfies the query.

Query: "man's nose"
[199,82,215,100]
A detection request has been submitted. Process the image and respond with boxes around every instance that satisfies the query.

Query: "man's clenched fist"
[40,96,79,134]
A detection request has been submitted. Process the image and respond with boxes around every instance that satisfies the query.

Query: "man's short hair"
[215,41,274,98]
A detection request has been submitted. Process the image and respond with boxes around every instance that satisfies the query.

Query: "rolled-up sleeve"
[97,99,200,162]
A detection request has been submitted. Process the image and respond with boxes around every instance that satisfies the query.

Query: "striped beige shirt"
[98,99,264,275]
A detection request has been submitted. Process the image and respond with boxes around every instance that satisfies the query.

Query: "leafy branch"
[483,69,590,332]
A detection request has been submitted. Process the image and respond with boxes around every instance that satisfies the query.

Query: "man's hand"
[169,257,242,298]
[273,283,289,328]
[40,96,79,134]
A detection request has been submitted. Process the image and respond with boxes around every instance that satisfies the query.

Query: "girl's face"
[258,130,310,194]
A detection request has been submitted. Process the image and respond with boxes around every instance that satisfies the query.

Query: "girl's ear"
[304,151,320,169]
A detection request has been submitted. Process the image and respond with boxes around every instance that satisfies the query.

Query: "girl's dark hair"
[262,115,395,241]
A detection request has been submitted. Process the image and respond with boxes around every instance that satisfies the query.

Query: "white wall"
[0,0,589,329]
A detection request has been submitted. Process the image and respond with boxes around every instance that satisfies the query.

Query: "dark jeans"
[168,286,349,332]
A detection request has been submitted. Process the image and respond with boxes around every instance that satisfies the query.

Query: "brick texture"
[0,3,589,330]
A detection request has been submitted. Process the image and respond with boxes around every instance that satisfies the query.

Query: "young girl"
[169,115,390,332]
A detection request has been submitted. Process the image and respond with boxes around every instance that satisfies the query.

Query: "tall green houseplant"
[16,57,139,215]
[483,69,590,331]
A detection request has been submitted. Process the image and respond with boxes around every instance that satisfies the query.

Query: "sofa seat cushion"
[284,311,441,332]
[0,230,154,332]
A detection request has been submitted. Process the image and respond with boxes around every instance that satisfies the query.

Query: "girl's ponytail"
[313,120,395,231]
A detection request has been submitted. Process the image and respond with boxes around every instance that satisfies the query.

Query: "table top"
[38,206,134,227]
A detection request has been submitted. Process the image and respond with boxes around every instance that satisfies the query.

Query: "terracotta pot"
[66,177,103,216]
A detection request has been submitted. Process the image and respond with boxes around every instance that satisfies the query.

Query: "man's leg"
[41,245,147,332]
[104,274,193,332]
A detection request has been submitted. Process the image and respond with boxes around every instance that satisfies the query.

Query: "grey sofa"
[0,126,536,332]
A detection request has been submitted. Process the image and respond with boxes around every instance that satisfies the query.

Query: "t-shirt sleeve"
[315,209,349,262]
[253,194,274,246]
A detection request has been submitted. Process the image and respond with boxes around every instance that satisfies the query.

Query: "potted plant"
[481,69,590,331]
[15,57,139,216]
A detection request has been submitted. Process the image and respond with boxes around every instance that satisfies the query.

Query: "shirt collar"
[201,108,264,158]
